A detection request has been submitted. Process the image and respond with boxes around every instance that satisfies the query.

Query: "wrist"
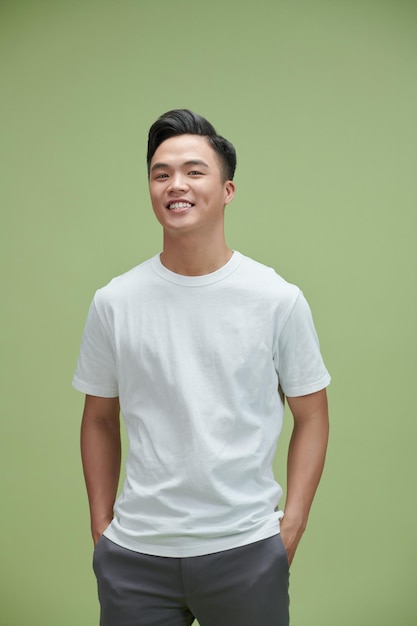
[91,515,113,542]
[281,508,308,534]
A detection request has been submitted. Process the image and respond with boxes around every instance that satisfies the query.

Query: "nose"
[168,173,189,193]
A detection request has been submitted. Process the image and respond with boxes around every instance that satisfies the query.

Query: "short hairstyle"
[147,109,237,181]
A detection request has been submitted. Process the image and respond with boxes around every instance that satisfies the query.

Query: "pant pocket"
[92,534,107,574]
[276,533,290,570]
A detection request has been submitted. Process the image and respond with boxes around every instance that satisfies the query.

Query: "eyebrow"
[150,159,209,172]
[184,159,209,169]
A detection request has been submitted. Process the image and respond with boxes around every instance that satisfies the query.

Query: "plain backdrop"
[1,1,416,624]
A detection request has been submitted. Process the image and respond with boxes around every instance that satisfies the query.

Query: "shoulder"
[237,253,300,301]
[93,256,157,309]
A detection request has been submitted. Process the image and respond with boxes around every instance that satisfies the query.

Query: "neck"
[160,233,233,276]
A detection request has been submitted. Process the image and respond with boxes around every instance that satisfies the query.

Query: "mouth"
[166,201,194,211]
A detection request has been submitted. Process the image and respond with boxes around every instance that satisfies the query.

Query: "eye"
[188,170,203,176]
[155,173,169,180]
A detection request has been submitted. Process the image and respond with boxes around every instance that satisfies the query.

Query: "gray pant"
[93,534,290,626]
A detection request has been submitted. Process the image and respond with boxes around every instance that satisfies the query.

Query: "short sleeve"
[72,297,119,397]
[276,291,331,397]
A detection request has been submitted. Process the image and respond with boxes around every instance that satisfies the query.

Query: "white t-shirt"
[73,252,330,557]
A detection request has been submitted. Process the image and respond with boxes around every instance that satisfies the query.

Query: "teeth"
[168,202,192,210]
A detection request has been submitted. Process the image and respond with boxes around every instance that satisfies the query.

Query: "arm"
[80,394,121,546]
[280,388,329,565]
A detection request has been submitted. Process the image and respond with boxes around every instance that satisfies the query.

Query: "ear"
[224,180,236,206]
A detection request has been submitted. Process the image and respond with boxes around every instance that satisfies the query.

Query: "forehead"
[151,134,219,167]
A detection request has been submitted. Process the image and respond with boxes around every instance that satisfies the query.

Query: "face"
[149,134,235,237]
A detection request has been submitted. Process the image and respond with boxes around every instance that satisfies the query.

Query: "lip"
[166,198,195,211]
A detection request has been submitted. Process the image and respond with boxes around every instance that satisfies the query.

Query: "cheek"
[149,195,162,216]
[149,189,162,207]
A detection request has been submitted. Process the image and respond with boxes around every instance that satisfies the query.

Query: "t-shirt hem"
[103,517,283,558]
[284,372,331,398]
[72,376,119,398]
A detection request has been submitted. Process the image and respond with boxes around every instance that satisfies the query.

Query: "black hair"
[147,109,236,181]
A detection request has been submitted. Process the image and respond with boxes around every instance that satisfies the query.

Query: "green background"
[1,0,416,624]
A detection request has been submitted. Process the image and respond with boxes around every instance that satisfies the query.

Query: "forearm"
[281,389,329,563]
[285,410,329,528]
[80,397,121,544]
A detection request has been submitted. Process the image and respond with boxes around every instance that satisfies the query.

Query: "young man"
[73,109,330,626]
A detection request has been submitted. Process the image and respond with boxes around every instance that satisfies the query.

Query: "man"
[73,109,330,626]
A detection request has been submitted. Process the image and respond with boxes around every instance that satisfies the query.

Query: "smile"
[167,202,193,210]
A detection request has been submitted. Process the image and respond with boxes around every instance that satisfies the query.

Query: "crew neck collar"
[151,251,243,286]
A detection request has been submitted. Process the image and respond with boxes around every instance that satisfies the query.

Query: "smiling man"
[73,109,330,626]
